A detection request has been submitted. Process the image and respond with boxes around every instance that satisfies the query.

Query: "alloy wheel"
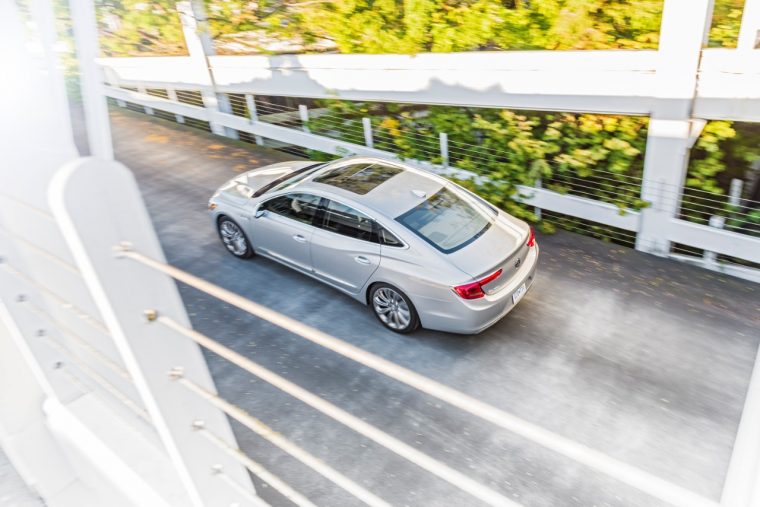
[373,287,411,331]
[219,220,248,256]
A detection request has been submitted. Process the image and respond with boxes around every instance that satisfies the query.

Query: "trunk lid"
[447,218,529,293]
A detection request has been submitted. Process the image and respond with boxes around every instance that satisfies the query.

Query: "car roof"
[293,157,446,218]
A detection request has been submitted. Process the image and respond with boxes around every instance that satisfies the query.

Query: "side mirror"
[254,209,267,219]
[236,184,255,199]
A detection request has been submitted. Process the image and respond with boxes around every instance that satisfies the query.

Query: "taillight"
[527,226,536,247]
[453,269,503,300]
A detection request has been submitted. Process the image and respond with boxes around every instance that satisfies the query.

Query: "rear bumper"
[418,244,539,334]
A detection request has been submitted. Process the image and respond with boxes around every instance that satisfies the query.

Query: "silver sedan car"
[208,157,538,334]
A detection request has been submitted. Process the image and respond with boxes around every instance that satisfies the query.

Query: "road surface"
[111,107,760,507]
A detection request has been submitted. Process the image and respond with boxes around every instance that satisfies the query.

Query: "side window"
[262,193,321,225]
[378,227,403,247]
[321,200,375,242]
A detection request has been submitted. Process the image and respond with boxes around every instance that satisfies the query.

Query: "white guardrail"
[101,84,760,283]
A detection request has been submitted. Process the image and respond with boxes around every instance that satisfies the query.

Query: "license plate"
[512,283,527,304]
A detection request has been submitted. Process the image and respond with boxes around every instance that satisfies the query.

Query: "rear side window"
[378,227,403,247]
[321,200,375,242]
[396,187,491,253]
[262,193,321,225]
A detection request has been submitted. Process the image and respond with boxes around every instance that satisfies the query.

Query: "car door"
[310,198,381,294]
[251,193,321,272]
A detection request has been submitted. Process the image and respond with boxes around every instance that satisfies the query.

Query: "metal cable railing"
[119,246,720,507]
[177,373,391,507]
[160,315,511,507]
[194,423,319,507]
[110,86,760,247]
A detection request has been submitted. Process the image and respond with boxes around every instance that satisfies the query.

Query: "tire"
[217,216,253,258]
[369,283,420,334]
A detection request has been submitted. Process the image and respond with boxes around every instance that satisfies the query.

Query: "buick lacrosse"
[208,157,538,334]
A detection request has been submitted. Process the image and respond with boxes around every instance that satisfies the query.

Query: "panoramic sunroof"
[313,163,404,195]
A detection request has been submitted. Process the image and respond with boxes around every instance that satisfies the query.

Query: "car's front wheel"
[217,217,253,258]
[370,283,420,334]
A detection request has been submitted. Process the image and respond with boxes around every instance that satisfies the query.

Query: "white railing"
[102,84,760,283]
[93,0,760,283]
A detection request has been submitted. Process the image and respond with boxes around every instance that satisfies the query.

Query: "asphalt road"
[111,107,760,507]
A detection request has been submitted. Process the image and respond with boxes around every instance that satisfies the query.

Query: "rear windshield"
[395,187,491,253]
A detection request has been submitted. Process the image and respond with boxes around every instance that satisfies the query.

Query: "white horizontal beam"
[694,50,760,121]
[514,186,640,231]
[667,218,760,264]
[105,86,209,121]
[100,48,760,121]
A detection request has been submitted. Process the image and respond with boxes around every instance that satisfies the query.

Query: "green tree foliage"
[291,0,663,53]
[709,0,746,48]
[97,0,186,56]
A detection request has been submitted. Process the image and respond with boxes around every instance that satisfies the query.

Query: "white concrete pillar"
[49,158,259,506]
[177,1,233,138]
[739,0,760,50]
[635,0,714,255]
[69,0,114,159]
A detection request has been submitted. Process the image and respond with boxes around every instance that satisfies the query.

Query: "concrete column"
[739,0,760,50]
[635,0,714,255]
[177,1,236,138]
[68,0,114,159]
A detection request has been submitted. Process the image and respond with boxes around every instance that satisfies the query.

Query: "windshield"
[253,163,323,197]
[395,187,492,253]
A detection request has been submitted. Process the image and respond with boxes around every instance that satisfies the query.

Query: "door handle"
[292,234,307,243]
[354,255,371,265]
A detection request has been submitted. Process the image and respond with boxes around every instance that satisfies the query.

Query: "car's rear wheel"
[217,217,253,258]
[370,283,419,334]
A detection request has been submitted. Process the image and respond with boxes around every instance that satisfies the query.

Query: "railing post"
[48,158,260,507]
[299,104,310,133]
[729,178,744,206]
[635,0,714,255]
[363,117,374,148]
[166,88,185,123]
[702,215,725,268]
[245,94,264,145]
[137,85,154,115]
[439,132,449,169]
